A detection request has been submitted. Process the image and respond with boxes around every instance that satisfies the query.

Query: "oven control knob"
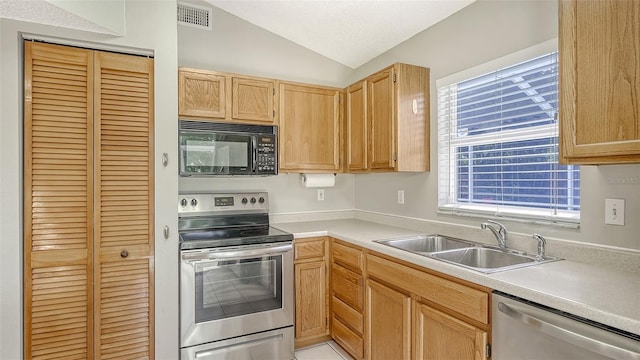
[180,198,188,207]
[191,198,198,207]
[250,197,257,204]
[258,197,265,204]
[242,197,248,205]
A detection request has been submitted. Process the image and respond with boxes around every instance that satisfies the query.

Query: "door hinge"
[393,152,397,161]
[273,110,276,118]
[326,317,328,327]
[273,88,275,96]
[486,344,491,358]
[393,73,397,83]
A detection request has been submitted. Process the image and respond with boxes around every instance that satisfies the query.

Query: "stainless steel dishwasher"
[492,291,640,360]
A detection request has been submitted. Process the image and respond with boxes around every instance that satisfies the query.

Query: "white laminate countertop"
[273,219,640,335]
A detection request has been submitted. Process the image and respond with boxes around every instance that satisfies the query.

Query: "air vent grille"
[177,2,212,30]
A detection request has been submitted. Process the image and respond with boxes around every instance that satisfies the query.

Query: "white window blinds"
[437,50,580,226]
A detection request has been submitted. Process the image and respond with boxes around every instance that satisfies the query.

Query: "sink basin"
[430,247,558,273]
[375,234,562,273]
[376,235,475,254]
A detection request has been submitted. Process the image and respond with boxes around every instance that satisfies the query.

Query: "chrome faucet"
[481,220,508,250]
[532,233,546,261]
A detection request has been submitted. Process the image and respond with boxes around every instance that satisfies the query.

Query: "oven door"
[179,131,254,176]
[180,242,294,348]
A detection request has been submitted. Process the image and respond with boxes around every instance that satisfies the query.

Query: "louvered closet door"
[93,51,154,360]
[24,42,94,360]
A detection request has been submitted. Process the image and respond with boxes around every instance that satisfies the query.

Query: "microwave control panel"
[255,135,277,174]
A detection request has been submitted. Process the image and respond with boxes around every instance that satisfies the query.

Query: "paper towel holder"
[300,173,336,188]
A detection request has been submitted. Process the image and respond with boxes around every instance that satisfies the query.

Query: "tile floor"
[295,341,353,360]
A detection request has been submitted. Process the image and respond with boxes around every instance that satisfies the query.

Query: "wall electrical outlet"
[604,198,625,226]
[317,189,325,201]
[398,190,405,204]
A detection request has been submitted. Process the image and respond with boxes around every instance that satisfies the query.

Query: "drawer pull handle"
[121,250,129,258]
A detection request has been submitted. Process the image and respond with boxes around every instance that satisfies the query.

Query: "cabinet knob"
[121,250,129,258]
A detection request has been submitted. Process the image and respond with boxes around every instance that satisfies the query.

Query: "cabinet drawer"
[294,237,326,261]
[332,241,363,272]
[332,316,364,360]
[332,296,363,334]
[331,263,363,311]
[367,253,489,324]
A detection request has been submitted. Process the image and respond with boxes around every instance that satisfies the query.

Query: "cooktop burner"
[179,225,292,250]
[178,192,293,250]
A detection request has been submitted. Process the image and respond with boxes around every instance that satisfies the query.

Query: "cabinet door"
[414,301,487,360]
[559,0,640,163]
[295,261,328,340]
[366,279,411,360]
[368,68,395,171]
[279,83,341,172]
[232,77,275,123]
[94,51,155,359]
[24,41,94,360]
[178,69,226,118]
[347,81,368,172]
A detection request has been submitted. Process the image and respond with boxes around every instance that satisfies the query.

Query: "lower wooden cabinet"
[295,239,492,360]
[330,239,365,360]
[366,279,411,360]
[365,252,490,360]
[414,302,487,360]
[294,237,329,347]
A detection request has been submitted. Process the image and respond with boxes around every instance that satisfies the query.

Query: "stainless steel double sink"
[375,235,561,273]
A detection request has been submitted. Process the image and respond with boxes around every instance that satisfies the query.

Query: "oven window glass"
[194,254,282,323]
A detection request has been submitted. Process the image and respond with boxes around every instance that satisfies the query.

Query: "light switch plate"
[317,189,325,201]
[604,198,624,226]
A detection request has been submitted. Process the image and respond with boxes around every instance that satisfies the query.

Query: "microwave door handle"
[252,138,257,173]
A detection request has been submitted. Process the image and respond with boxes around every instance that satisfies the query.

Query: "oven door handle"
[181,243,292,262]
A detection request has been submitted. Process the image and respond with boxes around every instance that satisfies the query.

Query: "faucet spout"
[533,233,546,261]
[481,220,508,250]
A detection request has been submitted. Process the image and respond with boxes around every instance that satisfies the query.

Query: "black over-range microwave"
[179,120,278,176]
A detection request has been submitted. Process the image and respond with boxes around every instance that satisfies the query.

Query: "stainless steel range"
[178,192,294,360]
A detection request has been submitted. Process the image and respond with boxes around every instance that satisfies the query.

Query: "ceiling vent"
[177,2,212,30]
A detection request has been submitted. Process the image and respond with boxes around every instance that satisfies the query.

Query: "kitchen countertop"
[273,218,640,335]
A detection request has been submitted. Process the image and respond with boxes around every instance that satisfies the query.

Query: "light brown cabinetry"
[559,0,640,164]
[178,67,276,124]
[330,239,365,359]
[294,237,329,347]
[366,279,411,360]
[279,82,343,172]
[414,302,487,360]
[365,252,489,360]
[24,41,154,359]
[346,63,430,172]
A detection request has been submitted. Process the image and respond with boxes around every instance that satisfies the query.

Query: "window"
[437,45,580,226]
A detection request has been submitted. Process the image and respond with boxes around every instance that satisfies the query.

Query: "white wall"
[178,1,357,213]
[0,1,179,359]
[178,1,353,88]
[352,0,640,250]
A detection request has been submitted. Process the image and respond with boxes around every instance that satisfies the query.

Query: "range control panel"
[178,192,269,215]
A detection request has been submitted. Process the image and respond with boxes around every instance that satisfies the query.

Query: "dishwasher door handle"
[498,302,640,360]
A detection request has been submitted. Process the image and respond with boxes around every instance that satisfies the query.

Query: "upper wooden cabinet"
[559,0,640,164]
[346,63,430,173]
[279,82,343,172]
[178,67,276,125]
